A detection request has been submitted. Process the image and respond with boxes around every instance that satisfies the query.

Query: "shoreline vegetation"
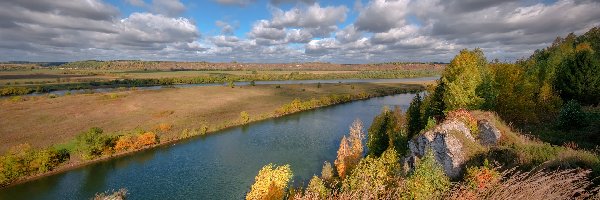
[0,82,426,188]
[0,69,439,96]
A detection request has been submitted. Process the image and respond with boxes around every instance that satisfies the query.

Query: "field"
[0,81,428,153]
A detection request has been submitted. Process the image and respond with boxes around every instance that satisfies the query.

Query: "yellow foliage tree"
[335,119,365,179]
[246,164,293,200]
[442,49,485,111]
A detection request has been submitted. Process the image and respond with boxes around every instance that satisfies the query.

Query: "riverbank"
[0,69,440,96]
[0,82,428,188]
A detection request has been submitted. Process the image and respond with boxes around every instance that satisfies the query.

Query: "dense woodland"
[245,27,600,199]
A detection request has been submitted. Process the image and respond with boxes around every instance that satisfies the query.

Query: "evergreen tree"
[367,108,392,157]
[407,94,424,139]
[556,43,600,105]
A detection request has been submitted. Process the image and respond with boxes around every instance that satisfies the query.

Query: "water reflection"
[0,93,418,200]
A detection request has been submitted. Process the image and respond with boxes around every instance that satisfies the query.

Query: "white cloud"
[1,0,600,63]
[354,0,410,33]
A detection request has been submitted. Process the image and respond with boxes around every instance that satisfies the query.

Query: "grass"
[0,82,426,153]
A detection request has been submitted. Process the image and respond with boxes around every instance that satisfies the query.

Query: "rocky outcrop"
[404,119,502,179]
[478,120,502,146]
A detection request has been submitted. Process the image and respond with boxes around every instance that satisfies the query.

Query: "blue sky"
[0,0,598,63]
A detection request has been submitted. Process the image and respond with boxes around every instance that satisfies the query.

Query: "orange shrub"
[114,136,133,152]
[156,123,172,132]
[464,161,499,190]
[134,132,158,148]
[447,109,479,135]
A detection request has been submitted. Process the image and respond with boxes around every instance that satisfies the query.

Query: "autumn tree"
[246,164,293,200]
[441,49,486,111]
[335,119,365,179]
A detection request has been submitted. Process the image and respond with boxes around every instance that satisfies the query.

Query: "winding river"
[27,76,439,96]
[0,93,419,199]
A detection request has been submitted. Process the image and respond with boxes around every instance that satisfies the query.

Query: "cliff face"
[404,117,502,179]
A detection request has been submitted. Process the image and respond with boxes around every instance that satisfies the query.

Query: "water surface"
[0,93,418,199]
[27,76,438,96]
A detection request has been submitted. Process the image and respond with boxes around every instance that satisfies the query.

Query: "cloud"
[354,0,410,33]
[125,0,186,17]
[247,3,348,45]
[214,0,256,6]
[151,0,186,17]
[2,0,600,63]
[269,0,316,5]
[215,20,237,34]
[0,0,202,61]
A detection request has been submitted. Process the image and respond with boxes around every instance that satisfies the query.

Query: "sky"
[0,0,599,63]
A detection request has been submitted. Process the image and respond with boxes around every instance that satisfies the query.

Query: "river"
[0,93,419,199]
[26,76,439,96]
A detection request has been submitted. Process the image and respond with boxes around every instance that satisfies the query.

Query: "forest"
[245,27,600,199]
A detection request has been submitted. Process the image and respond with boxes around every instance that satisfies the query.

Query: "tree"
[246,164,293,200]
[335,119,365,179]
[407,94,424,139]
[423,80,446,122]
[335,136,351,179]
[556,43,600,105]
[490,63,538,124]
[441,49,486,111]
[250,80,256,86]
[367,108,392,157]
[341,148,400,198]
[320,161,334,183]
[228,81,235,88]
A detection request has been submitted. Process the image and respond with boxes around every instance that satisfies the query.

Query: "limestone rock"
[478,120,502,146]
[405,120,474,178]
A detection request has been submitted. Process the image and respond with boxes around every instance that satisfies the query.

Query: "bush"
[305,176,329,198]
[94,188,128,200]
[114,132,159,152]
[240,111,251,123]
[463,160,500,190]
[446,109,479,136]
[342,148,400,198]
[156,123,172,132]
[557,100,587,130]
[246,164,293,200]
[0,144,70,187]
[76,127,112,159]
[403,149,450,200]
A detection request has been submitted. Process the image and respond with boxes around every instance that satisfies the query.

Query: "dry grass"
[446,168,599,200]
[0,82,423,153]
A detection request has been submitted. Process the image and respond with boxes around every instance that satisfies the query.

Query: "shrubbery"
[0,144,70,187]
[557,100,587,130]
[75,127,116,160]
